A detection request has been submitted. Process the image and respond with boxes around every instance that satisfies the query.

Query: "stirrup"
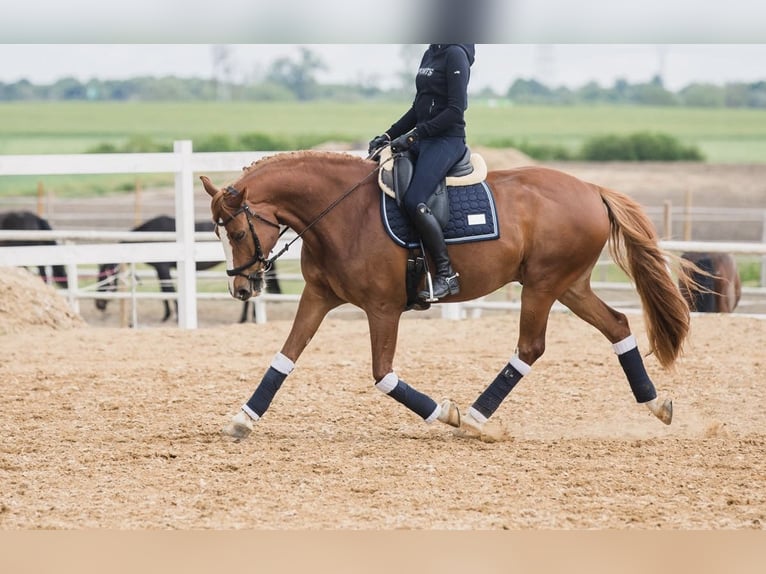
[419,272,460,302]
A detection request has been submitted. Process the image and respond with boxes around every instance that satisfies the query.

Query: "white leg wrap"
[612,334,637,355]
[467,406,488,424]
[271,352,295,375]
[509,354,532,376]
[375,372,398,394]
[424,405,440,424]
[241,405,260,421]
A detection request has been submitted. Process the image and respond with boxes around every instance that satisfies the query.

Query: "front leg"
[367,310,460,427]
[223,280,343,440]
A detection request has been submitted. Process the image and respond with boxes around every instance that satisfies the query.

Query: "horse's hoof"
[656,399,673,425]
[453,411,485,439]
[437,399,461,428]
[453,411,509,443]
[222,410,254,440]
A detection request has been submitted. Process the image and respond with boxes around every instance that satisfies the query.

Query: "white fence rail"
[0,142,318,328]
[3,143,766,326]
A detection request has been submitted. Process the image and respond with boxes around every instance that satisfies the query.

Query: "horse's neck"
[255,156,374,227]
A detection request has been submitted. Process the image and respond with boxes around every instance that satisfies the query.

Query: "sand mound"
[472,146,535,170]
[0,267,85,334]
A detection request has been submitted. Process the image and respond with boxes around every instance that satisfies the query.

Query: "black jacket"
[387,44,475,140]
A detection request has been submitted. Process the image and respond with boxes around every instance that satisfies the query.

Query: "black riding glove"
[368,133,390,156]
[390,129,418,153]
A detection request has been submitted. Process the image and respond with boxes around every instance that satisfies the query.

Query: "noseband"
[217,188,281,281]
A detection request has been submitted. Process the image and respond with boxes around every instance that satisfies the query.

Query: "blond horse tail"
[599,186,690,369]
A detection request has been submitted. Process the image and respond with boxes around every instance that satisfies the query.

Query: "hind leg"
[154,265,175,322]
[558,279,672,425]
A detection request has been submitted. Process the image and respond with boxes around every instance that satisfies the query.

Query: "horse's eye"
[232,230,246,242]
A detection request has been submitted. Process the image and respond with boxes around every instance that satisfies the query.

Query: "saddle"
[377,145,488,227]
[376,145,495,312]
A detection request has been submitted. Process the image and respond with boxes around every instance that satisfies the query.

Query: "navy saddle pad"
[380,181,499,249]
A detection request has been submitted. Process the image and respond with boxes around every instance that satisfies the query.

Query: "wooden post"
[683,189,693,241]
[663,200,673,240]
[36,181,45,216]
[134,177,142,226]
[47,186,54,221]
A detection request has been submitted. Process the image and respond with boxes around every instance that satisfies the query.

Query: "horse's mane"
[241,150,367,175]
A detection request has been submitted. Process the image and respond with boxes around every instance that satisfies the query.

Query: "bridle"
[217,151,390,284]
[217,188,282,282]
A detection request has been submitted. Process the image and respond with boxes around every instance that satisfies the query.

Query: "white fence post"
[441,302,464,320]
[65,260,80,314]
[174,140,197,329]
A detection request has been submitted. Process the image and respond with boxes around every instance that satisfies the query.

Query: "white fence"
[2,142,766,326]
[0,142,316,328]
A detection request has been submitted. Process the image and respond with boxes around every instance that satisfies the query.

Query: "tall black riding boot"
[412,203,460,301]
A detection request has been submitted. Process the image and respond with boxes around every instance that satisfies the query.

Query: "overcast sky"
[1,44,766,94]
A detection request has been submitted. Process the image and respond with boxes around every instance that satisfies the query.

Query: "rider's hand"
[390,129,418,153]
[367,133,390,156]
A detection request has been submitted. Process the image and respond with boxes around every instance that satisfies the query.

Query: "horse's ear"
[200,175,220,198]
[223,185,246,208]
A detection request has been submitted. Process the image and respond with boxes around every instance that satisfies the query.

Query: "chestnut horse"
[202,150,690,441]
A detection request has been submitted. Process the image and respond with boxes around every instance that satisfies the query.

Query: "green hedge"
[85,130,704,163]
[580,132,704,161]
[86,132,356,154]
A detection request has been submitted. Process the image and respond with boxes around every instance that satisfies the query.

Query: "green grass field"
[2,100,766,195]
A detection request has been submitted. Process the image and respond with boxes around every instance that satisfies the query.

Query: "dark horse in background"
[679,251,741,313]
[0,210,69,288]
[96,215,281,322]
[201,150,700,442]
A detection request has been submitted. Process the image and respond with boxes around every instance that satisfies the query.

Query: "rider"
[368,43,475,302]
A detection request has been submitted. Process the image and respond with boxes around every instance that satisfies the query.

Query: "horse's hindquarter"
[450,167,610,296]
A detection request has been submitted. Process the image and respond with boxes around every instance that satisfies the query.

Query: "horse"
[201,150,693,441]
[679,251,741,313]
[95,215,281,323]
[0,210,69,288]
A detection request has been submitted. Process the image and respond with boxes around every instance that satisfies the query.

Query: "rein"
[266,160,385,265]
[221,153,390,279]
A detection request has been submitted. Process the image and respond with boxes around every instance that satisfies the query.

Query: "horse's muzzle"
[235,274,263,301]
[236,286,252,301]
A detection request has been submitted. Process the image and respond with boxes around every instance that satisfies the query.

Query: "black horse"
[0,210,69,288]
[96,215,281,322]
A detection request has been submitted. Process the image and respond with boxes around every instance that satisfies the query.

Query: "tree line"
[503,76,766,108]
[2,46,765,108]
